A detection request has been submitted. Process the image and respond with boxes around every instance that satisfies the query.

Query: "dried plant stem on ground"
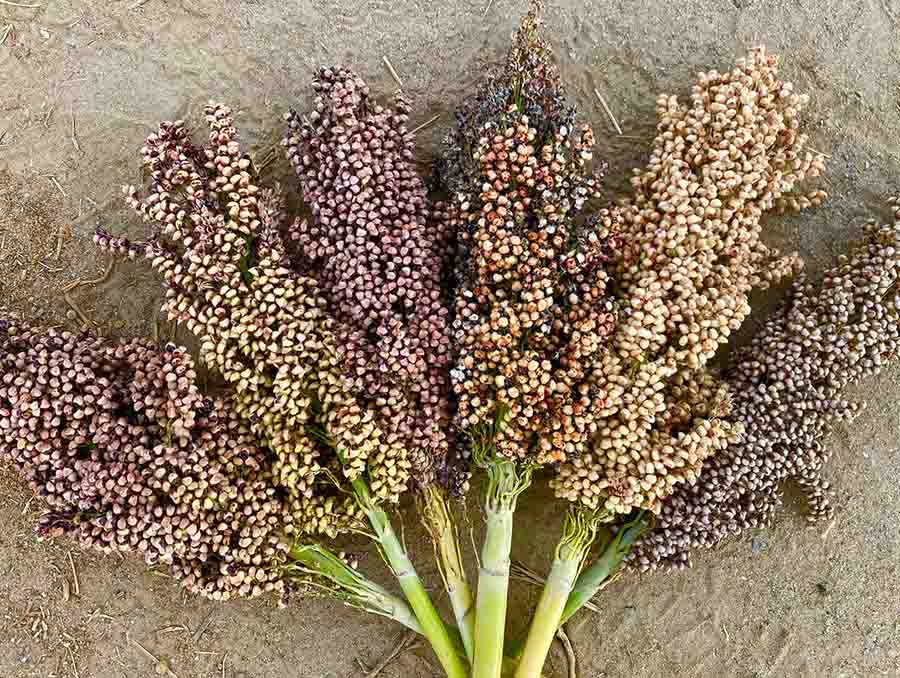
[356,630,420,678]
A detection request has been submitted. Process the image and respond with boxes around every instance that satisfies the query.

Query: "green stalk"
[475,504,514,678]
[559,511,650,625]
[472,457,533,678]
[352,478,468,678]
[513,510,601,678]
[422,484,476,661]
[288,537,543,676]
[287,539,541,676]
[504,510,651,665]
[285,542,423,633]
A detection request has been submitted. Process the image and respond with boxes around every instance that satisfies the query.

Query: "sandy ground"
[2,0,900,676]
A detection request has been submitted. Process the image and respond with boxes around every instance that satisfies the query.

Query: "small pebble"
[751,535,769,554]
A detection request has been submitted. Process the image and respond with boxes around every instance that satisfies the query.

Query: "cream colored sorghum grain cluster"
[551,47,827,515]
[95,105,409,537]
[630,205,900,570]
[442,0,618,466]
[283,69,454,488]
[0,317,288,600]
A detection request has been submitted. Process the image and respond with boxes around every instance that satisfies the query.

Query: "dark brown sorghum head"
[441,0,617,475]
[283,68,454,490]
[630,207,900,570]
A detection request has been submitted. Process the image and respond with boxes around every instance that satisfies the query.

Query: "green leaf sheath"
[513,509,601,678]
[353,479,468,678]
[285,543,424,633]
[560,512,651,626]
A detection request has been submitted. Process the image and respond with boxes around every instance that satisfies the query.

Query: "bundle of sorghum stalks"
[95,103,465,678]
[7,2,900,677]
[629,205,900,571]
